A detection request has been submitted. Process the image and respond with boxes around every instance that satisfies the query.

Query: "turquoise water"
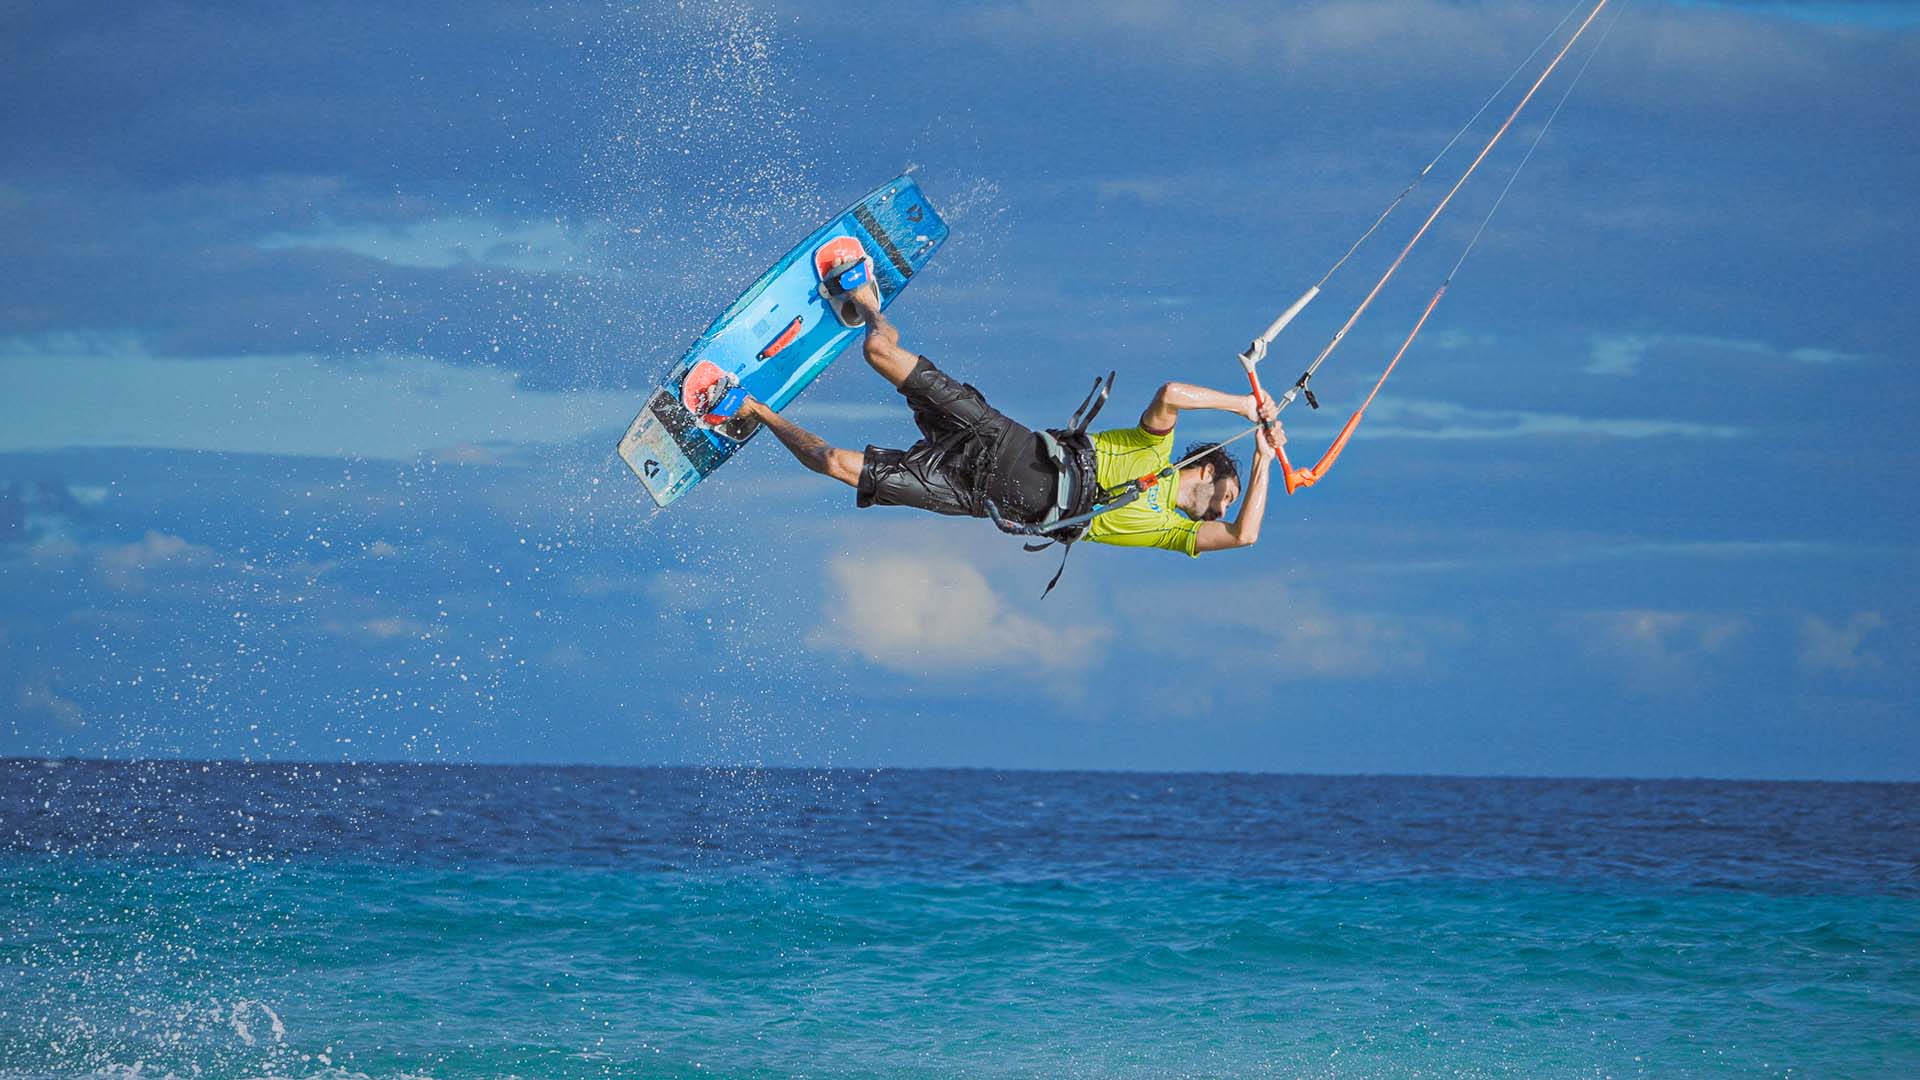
[3,763,1916,1078]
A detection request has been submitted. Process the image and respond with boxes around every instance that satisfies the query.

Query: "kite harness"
[991,0,1619,596]
[983,371,1121,597]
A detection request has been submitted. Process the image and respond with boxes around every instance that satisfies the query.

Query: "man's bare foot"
[712,393,765,442]
[846,281,881,324]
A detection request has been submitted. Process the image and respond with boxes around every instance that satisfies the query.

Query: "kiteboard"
[618,175,949,507]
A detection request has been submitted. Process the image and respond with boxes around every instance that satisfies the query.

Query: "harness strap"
[986,482,1144,539]
[1067,372,1114,434]
[1035,431,1071,527]
[1041,546,1074,597]
[981,371,1130,597]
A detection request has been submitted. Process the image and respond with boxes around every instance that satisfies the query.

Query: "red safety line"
[1277,286,1446,493]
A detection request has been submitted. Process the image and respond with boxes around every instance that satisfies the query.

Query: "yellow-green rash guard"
[1083,425,1199,557]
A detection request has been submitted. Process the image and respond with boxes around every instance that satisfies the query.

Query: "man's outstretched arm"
[1139,382,1266,433]
[740,398,864,487]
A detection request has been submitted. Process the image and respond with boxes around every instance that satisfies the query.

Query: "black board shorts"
[857,358,1058,523]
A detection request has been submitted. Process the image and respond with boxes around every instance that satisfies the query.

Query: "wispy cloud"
[950,0,1909,114]
[1264,607,1445,679]
[1585,332,1862,377]
[322,615,437,642]
[1672,1,1920,29]
[1,479,94,553]
[1123,574,1461,681]
[1171,396,1742,445]
[0,336,635,459]
[93,531,218,592]
[1567,608,1747,690]
[257,216,599,273]
[957,0,1522,73]
[810,553,1113,676]
[1363,398,1743,440]
[1798,610,1885,674]
[1356,538,1846,576]
[1095,178,1179,204]
[13,678,86,732]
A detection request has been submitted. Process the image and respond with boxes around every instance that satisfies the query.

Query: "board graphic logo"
[643,459,661,478]
[906,204,923,223]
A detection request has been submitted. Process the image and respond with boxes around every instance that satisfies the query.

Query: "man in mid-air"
[735,271,1281,558]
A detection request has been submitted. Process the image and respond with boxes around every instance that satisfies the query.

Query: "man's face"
[1198,473,1240,522]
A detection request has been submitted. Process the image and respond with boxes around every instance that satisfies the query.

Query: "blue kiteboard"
[619,175,949,507]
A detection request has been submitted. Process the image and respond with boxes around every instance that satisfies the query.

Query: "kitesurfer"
[735,274,1281,556]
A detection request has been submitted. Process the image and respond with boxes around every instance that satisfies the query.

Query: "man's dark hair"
[1180,441,1239,486]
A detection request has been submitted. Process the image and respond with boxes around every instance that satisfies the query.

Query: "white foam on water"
[33,1063,446,1080]
[232,1072,441,1080]
[227,1000,286,1048]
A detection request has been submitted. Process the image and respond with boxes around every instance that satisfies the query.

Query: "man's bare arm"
[1194,438,1276,553]
[1139,382,1265,434]
[741,398,864,487]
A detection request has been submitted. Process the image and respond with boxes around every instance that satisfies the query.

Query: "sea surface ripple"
[2,762,1915,1078]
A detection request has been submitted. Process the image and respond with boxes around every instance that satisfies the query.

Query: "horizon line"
[5,755,1912,786]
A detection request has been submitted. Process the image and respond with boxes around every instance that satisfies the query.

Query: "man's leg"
[847,284,919,389]
[739,399,863,487]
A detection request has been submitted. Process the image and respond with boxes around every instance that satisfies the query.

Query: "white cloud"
[256,216,598,273]
[960,0,1516,72]
[952,0,1893,115]
[1799,611,1885,674]
[0,335,636,460]
[1569,608,1747,689]
[1,480,94,553]
[1267,607,1438,679]
[322,615,435,641]
[14,679,86,731]
[1095,178,1179,204]
[1363,538,1840,576]
[362,616,420,639]
[430,443,504,466]
[1364,398,1743,440]
[1596,609,1744,650]
[94,530,217,591]
[810,552,1112,675]
[1168,395,1743,446]
[1585,332,1862,377]
[643,568,732,618]
[1123,574,1458,680]
[1428,329,1502,352]
[1680,2,1920,30]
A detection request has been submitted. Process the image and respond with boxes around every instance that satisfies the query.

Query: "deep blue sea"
[1,761,1914,1079]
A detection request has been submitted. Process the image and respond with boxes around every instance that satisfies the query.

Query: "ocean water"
[1,762,1914,1079]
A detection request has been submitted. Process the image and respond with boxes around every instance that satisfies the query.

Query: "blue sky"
[2,0,1914,779]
